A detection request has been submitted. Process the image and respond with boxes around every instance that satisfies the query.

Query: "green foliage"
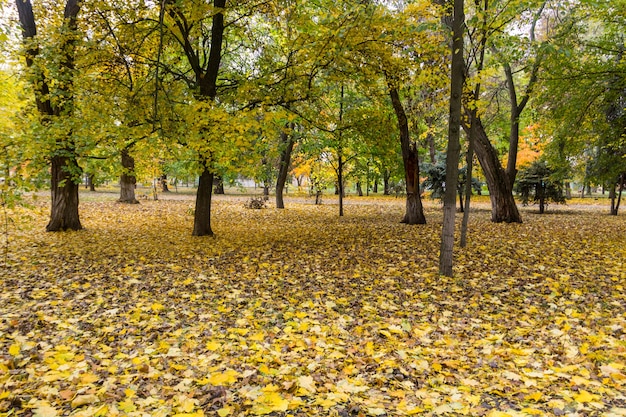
[421,155,483,200]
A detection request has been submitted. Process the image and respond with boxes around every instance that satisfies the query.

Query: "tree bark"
[469,117,522,223]
[47,155,82,231]
[119,147,139,204]
[17,0,83,232]
[86,173,95,192]
[610,174,624,215]
[192,166,214,236]
[213,176,225,194]
[383,170,391,195]
[356,182,363,196]
[388,86,426,224]
[159,174,170,192]
[275,126,295,209]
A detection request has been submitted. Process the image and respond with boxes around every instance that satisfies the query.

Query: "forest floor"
[1,193,625,417]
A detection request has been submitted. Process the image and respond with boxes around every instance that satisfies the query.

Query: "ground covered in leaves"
[1,194,625,417]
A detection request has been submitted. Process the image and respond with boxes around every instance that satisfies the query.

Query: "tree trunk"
[213,176,225,194]
[470,117,522,223]
[47,155,82,232]
[388,86,426,224]
[565,181,572,199]
[119,147,139,204]
[356,181,363,196]
[439,0,464,277]
[192,166,214,236]
[275,126,295,209]
[159,174,170,192]
[86,174,95,192]
[383,170,391,195]
[426,116,437,164]
[373,180,378,193]
[460,129,474,248]
[338,153,344,216]
[615,175,624,215]
[610,175,624,215]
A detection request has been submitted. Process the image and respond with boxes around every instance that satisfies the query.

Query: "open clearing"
[1,194,625,416]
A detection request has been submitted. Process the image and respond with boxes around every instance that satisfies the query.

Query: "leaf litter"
[0,197,625,416]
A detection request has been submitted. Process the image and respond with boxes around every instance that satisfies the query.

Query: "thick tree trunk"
[192,166,214,236]
[389,86,426,224]
[275,127,295,209]
[47,155,82,231]
[119,147,139,204]
[470,117,522,223]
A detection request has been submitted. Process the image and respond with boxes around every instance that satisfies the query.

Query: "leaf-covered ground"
[1,194,625,417]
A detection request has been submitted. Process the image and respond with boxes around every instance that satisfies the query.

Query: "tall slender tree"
[439,0,464,277]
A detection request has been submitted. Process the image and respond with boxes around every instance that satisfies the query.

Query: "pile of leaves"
[1,196,625,417]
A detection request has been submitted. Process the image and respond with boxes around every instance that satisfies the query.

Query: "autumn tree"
[459,0,556,224]
[85,1,161,204]
[157,0,227,236]
[340,2,445,224]
[537,0,625,215]
[16,0,83,231]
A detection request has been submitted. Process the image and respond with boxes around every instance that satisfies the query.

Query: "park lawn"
[1,195,625,417]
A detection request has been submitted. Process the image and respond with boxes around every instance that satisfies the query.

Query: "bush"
[515,160,566,214]
[244,196,267,209]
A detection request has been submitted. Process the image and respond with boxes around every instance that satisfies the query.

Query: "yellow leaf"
[71,394,99,408]
[118,398,136,413]
[33,403,59,417]
[251,392,289,415]
[520,408,544,416]
[207,369,240,386]
[573,390,597,403]
[151,303,165,313]
[206,341,221,351]
[80,372,100,384]
[525,392,543,402]
[8,343,20,357]
[217,406,232,417]
[570,375,591,386]
[486,411,513,417]
[176,396,197,413]
[250,332,265,341]
[297,375,317,394]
